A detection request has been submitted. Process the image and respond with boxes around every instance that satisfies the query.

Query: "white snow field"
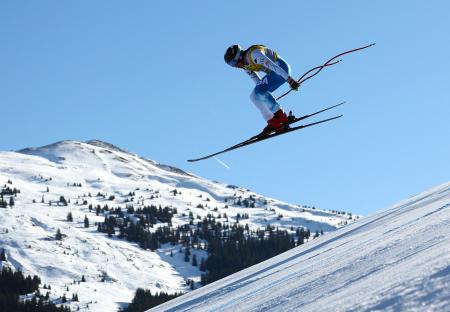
[0,140,352,311]
[150,182,450,312]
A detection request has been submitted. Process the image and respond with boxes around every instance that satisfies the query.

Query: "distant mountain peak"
[18,140,77,153]
[17,139,130,155]
[86,139,131,155]
[16,139,192,178]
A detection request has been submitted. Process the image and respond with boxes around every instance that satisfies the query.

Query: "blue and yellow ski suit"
[242,45,291,121]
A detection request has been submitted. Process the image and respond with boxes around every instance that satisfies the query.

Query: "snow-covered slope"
[150,182,450,312]
[0,140,352,311]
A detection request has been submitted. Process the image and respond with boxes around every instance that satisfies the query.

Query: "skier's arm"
[250,49,290,80]
[246,70,261,84]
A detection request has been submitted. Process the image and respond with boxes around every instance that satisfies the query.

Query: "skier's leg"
[250,77,278,121]
[250,57,292,121]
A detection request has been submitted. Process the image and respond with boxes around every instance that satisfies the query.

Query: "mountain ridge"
[0,140,353,311]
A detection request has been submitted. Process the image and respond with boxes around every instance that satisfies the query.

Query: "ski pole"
[277,43,376,101]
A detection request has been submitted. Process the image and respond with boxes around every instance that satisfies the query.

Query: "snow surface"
[0,140,351,311]
[149,182,450,312]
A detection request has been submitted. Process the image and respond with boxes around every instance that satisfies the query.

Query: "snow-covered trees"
[123,288,182,312]
[0,267,69,312]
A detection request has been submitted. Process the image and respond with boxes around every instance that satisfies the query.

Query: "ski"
[187,102,345,162]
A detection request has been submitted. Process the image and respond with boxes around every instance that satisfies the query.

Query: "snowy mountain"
[149,182,450,312]
[0,140,352,311]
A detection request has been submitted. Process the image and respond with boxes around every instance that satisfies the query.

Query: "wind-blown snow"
[0,140,351,311]
[149,182,450,312]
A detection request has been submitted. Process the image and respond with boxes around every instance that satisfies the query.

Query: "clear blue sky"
[1,1,449,215]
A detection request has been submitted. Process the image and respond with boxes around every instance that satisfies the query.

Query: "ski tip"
[188,156,212,162]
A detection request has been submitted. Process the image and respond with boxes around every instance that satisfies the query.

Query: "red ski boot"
[261,109,289,135]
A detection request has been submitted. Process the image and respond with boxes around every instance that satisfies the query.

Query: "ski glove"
[287,77,300,91]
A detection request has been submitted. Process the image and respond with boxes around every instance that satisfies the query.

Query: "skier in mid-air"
[224,44,300,134]
[188,43,373,162]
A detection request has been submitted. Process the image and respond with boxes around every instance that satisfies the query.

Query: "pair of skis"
[187,101,345,162]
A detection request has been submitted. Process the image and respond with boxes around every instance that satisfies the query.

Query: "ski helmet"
[224,44,242,66]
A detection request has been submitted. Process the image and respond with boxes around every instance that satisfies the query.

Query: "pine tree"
[200,273,207,286]
[81,275,86,282]
[55,228,63,241]
[67,212,73,222]
[0,248,6,261]
[199,258,206,272]
[59,196,68,206]
[192,254,198,267]
[314,230,319,239]
[8,196,14,207]
[184,248,190,262]
[84,215,89,228]
[0,194,6,208]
